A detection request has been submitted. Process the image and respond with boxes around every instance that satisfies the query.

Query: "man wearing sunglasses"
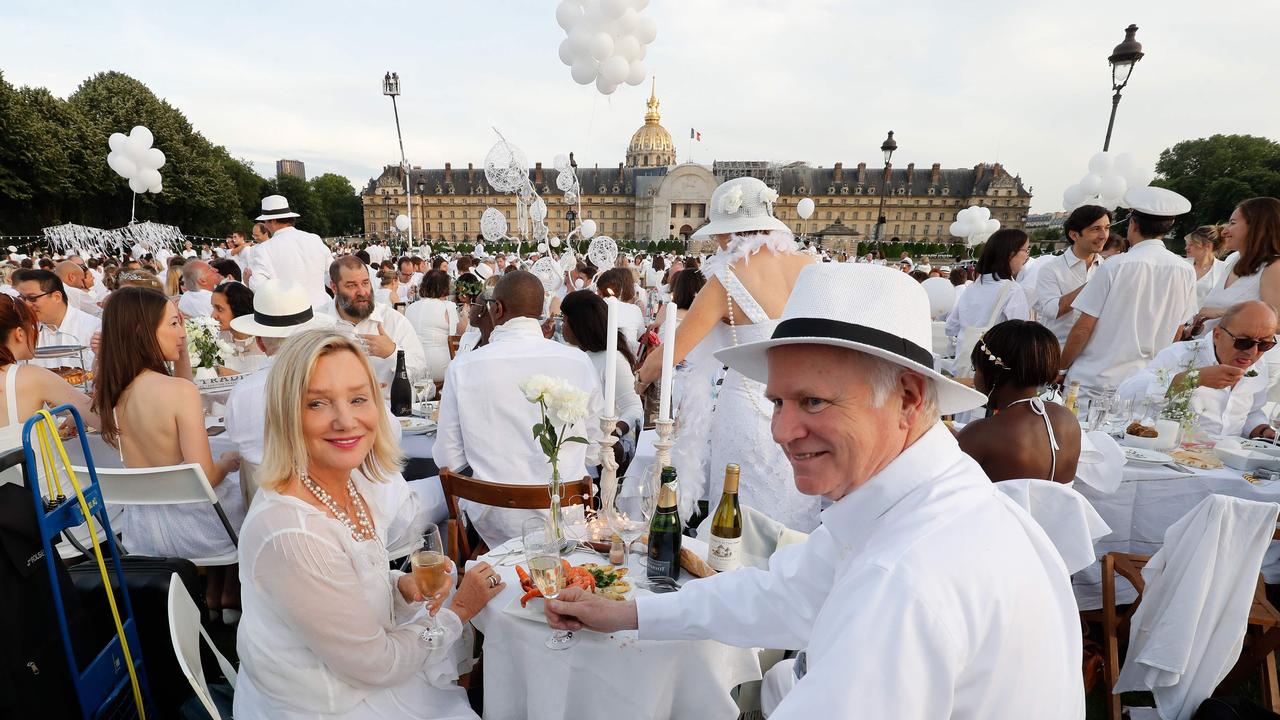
[1118,300,1278,439]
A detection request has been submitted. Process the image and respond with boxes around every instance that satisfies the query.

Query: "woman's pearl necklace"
[301,470,377,542]
[725,285,770,418]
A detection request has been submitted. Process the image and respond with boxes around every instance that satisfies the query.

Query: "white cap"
[1125,186,1191,217]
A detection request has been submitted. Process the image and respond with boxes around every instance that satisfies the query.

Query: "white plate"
[1122,447,1174,465]
[397,417,435,435]
[194,374,242,394]
[502,584,636,625]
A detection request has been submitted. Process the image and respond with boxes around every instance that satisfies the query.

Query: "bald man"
[435,271,606,547]
[54,261,100,317]
[1118,300,1279,438]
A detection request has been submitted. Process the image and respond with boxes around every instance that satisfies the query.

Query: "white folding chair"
[239,460,260,508]
[168,574,236,719]
[74,462,239,566]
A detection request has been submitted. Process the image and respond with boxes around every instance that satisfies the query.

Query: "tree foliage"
[1154,134,1280,236]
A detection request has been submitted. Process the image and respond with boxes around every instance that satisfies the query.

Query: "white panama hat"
[714,263,987,415]
[691,177,791,240]
[230,279,335,338]
[255,194,301,221]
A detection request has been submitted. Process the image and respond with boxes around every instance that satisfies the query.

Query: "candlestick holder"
[653,418,675,475]
[597,415,621,515]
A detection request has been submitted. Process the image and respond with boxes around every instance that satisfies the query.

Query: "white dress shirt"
[434,317,604,548]
[33,304,101,371]
[63,284,101,318]
[944,274,1030,339]
[636,424,1085,719]
[315,302,428,389]
[1069,239,1198,396]
[1034,248,1097,345]
[1116,338,1270,437]
[247,226,335,306]
[177,288,214,318]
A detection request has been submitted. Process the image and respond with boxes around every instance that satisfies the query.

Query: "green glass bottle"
[647,466,682,582]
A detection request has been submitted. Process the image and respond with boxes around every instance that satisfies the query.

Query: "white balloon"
[553,153,570,171]
[556,0,584,30]
[108,132,127,152]
[538,242,550,253]
[949,221,965,237]
[1063,184,1087,210]
[797,197,815,220]
[128,125,154,148]
[595,75,618,95]
[1088,151,1113,176]
[589,32,615,62]
[600,55,629,84]
[1079,173,1103,195]
[976,206,991,221]
[1111,153,1138,179]
[580,218,597,239]
[600,0,629,19]
[922,277,956,318]
[1127,166,1155,189]
[139,147,166,170]
[631,0,650,9]
[395,214,410,231]
[582,0,612,28]
[550,237,562,248]
[149,180,162,194]
[614,34,642,61]
[107,151,138,180]
[137,167,162,189]
[634,14,657,43]
[570,57,599,85]
[1099,174,1127,201]
[128,176,149,194]
[558,38,577,66]
[624,59,647,86]
[984,218,1001,234]
[613,7,639,34]
[567,24,594,55]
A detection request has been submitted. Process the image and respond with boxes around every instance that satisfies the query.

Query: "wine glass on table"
[604,463,660,585]
[523,517,578,650]
[411,525,454,642]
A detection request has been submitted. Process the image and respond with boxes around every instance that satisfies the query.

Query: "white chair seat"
[169,574,236,719]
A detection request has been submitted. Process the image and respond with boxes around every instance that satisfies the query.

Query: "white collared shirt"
[434,317,604,548]
[636,424,1085,719]
[1034,247,1097,345]
[64,284,101,318]
[177,288,214,318]
[315,301,428,388]
[32,304,101,370]
[1069,239,1198,395]
[944,274,1030,339]
[1116,338,1270,437]
[246,226,334,307]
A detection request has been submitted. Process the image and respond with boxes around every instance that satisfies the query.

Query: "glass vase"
[546,464,568,550]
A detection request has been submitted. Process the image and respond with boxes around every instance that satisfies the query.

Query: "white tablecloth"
[468,536,762,720]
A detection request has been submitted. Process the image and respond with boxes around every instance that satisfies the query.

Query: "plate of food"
[503,561,633,624]
[1169,447,1224,470]
[1122,446,1174,466]
[398,417,436,435]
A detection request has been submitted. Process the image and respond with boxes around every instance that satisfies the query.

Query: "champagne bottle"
[1064,381,1081,415]
[647,466,682,583]
[390,349,413,417]
[706,464,743,571]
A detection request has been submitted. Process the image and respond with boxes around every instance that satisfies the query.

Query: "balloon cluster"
[949,205,1001,247]
[1062,151,1154,211]
[107,126,165,194]
[556,0,656,96]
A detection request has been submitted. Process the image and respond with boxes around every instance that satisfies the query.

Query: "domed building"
[625,80,676,169]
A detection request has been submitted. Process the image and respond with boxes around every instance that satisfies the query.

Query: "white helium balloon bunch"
[949,205,1000,247]
[556,0,656,96]
[107,126,165,194]
[1062,151,1154,211]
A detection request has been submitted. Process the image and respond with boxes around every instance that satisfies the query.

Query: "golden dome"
[626,78,676,169]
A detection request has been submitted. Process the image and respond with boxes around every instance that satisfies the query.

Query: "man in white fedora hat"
[1060,185,1197,396]
[246,194,334,306]
[543,263,1085,719]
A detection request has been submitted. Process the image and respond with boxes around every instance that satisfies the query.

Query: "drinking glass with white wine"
[411,525,454,642]
[523,517,578,650]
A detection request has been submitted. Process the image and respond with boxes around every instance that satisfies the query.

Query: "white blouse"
[606,297,645,357]
[234,476,474,719]
[944,274,1030,339]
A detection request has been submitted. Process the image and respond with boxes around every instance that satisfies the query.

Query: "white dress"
[404,298,459,382]
[235,478,475,719]
[1201,254,1263,313]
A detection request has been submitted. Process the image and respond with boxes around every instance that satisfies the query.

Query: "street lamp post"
[874,131,897,244]
[382,71,413,250]
[1103,24,1145,152]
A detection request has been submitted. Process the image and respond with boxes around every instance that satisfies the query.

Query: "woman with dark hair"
[957,319,1081,483]
[944,229,1031,345]
[405,269,458,380]
[212,281,266,374]
[560,290,643,460]
[92,286,243,616]
[1196,197,1280,322]
[645,255,667,288]
[596,267,644,355]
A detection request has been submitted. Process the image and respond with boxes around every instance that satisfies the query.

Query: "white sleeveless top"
[0,364,22,453]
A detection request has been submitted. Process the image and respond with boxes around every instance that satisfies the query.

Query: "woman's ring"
[487,575,498,588]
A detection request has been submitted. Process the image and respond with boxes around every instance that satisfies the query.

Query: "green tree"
[310,173,363,235]
[1154,134,1280,236]
[221,155,269,231]
[267,173,323,235]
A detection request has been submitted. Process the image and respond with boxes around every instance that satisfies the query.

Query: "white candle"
[604,297,618,418]
[658,302,677,421]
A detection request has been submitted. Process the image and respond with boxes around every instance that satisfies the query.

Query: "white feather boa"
[699,231,799,282]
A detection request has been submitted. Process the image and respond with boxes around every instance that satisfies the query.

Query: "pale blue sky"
[2,0,1277,212]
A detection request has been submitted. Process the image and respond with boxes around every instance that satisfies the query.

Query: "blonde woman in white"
[234,330,504,719]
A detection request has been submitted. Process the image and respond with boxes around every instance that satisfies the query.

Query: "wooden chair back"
[447,334,461,359]
[439,468,593,568]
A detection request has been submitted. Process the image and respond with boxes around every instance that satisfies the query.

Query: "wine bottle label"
[647,559,672,577]
[707,535,741,572]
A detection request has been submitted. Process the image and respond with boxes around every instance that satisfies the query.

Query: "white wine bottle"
[706,464,742,571]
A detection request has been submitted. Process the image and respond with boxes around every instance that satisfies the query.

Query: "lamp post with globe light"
[874,131,897,244]
[1103,25,1145,152]
[383,71,414,250]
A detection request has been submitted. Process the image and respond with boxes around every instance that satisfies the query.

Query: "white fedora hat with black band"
[714,263,987,416]
[255,194,301,221]
[230,279,334,338]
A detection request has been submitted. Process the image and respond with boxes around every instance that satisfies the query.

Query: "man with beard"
[316,254,427,389]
